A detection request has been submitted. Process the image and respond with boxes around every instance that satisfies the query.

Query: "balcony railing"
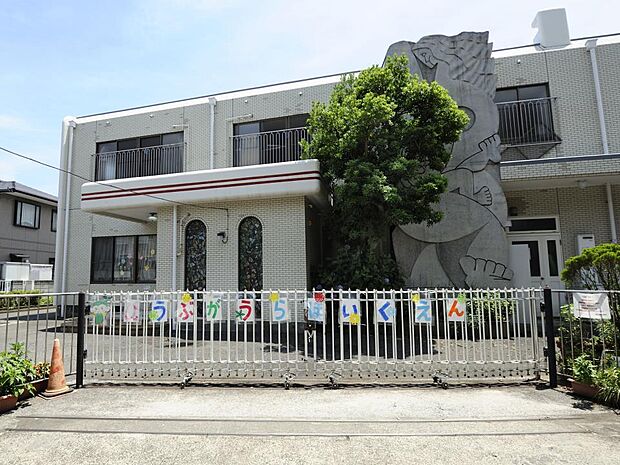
[95,143,185,181]
[497,97,560,147]
[232,127,309,167]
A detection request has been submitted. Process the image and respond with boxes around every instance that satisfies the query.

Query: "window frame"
[238,216,263,291]
[494,84,550,103]
[51,209,57,232]
[90,234,157,284]
[14,200,41,229]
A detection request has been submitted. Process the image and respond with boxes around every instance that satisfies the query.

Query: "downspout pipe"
[54,117,77,297]
[208,97,217,169]
[606,183,617,243]
[585,39,609,154]
[586,40,616,242]
[172,205,177,290]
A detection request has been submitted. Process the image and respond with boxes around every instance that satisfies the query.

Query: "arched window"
[184,220,206,290]
[238,216,263,290]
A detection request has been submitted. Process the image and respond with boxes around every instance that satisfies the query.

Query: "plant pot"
[16,379,48,401]
[32,379,48,393]
[570,379,600,400]
[0,394,17,414]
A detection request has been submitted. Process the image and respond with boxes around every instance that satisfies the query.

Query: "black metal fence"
[0,292,84,386]
[544,289,619,386]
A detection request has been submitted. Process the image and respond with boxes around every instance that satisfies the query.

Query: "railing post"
[76,292,86,388]
[543,287,558,388]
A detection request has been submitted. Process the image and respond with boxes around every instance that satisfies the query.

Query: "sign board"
[149,300,169,323]
[205,292,223,321]
[123,299,141,323]
[272,296,289,322]
[92,298,111,326]
[176,293,195,322]
[375,299,396,324]
[415,298,432,324]
[236,298,255,322]
[340,298,361,324]
[572,293,611,320]
[446,298,466,322]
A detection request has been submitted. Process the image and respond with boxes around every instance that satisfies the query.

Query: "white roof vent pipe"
[532,8,570,49]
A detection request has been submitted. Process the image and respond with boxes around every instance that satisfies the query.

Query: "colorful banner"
[375,298,396,324]
[91,298,111,326]
[446,298,466,322]
[236,298,255,322]
[307,293,325,322]
[149,300,169,323]
[176,293,195,322]
[123,299,141,323]
[205,292,223,321]
[572,293,611,320]
[340,298,361,324]
[414,298,432,324]
[271,293,289,322]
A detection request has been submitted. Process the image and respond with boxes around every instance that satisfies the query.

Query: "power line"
[0,145,230,227]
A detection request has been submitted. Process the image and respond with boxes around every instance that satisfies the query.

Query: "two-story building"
[54,11,620,295]
[0,180,57,288]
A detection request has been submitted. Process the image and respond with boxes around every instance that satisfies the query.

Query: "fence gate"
[82,288,545,384]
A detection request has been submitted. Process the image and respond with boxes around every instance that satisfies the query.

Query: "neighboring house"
[0,181,57,276]
[54,11,620,294]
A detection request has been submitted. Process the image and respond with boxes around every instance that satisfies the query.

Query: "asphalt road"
[0,384,618,464]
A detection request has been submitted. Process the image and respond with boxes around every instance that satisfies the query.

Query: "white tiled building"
[54,14,620,295]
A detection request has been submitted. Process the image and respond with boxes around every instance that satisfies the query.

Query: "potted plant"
[0,343,36,413]
[593,364,620,408]
[570,354,599,399]
[31,362,50,392]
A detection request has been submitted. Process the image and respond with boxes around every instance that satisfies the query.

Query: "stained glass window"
[238,217,262,291]
[137,235,157,282]
[185,220,206,290]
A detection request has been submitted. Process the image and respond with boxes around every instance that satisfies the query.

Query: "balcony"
[232,127,309,167]
[81,159,327,222]
[496,97,560,147]
[95,143,185,181]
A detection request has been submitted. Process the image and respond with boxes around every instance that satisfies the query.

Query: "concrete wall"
[0,193,56,264]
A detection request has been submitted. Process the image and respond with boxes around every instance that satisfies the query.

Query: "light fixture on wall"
[217,231,228,243]
[148,212,158,222]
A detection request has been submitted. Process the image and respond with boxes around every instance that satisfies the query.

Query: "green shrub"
[593,365,620,407]
[572,354,596,384]
[0,343,36,398]
[0,290,48,310]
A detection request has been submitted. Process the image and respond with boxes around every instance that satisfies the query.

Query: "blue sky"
[1,0,618,195]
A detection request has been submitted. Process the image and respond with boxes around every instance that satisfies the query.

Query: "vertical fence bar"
[76,292,86,388]
[543,287,558,388]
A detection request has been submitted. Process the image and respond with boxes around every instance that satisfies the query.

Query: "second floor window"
[233,114,309,167]
[14,200,41,229]
[95,132,184,181]
[495,84,558,146]
[51,209,57,232]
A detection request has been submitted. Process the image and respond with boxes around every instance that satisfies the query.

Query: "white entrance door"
[509,234,564,290]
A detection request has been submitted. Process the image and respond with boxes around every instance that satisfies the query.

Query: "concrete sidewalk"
[0,383,618,464]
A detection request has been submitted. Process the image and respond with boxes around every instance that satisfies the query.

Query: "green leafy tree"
[562,243,620,325]
[302,55,468,289]
[560,243,620,370]
[562,243,620,292]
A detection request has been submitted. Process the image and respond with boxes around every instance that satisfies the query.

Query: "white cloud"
[0,115,29,131]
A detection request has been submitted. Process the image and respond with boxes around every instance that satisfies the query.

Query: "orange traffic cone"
[41,338,72,398]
